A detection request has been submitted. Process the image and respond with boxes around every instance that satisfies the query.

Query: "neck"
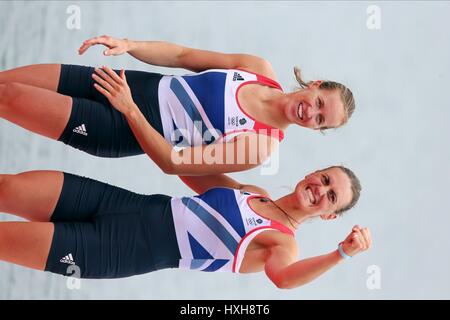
[272,194,311,227]
[264,91,292,129]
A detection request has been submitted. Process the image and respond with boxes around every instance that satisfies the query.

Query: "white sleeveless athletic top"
[170,187,294,273]
[157,69,284,147]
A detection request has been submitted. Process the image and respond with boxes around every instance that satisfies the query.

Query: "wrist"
[333,249,345,264]
[337,243,352,260]
[124,38,135,52]
[124,103,139,119]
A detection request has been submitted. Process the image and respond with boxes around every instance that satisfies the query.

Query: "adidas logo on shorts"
[60,253,75,265]
[73,124,88,136]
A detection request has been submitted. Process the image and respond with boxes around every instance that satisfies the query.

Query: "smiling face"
[293,167,353,219]
[285,82,346,130]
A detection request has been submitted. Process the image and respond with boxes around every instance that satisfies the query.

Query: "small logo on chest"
[245,217,264,227]
[228,116,247,127]
[233,72,244,81]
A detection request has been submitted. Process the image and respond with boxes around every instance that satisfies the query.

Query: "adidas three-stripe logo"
[233,72,244,81]
[73,124,88,136]
[60,253,75,265]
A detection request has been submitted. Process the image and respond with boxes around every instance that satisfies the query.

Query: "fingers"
[93,67,121,89]
[93,83,111,98]
[104,48,122,56]
[361,228,372,249]
[352,230,364,250]
[353,228,370,250]
[341,226,371,258]
[78,35,114,55]
[92,73,115,93]
[102,66,124,84]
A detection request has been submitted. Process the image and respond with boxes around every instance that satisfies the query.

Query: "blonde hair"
[294,66,355,126]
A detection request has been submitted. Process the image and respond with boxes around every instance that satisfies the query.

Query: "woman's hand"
[340,225,372,257]
[78,35,130,56]
[92,66,136,115]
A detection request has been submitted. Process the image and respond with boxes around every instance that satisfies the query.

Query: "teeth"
[306,186,315,204]
[297,103,303,120]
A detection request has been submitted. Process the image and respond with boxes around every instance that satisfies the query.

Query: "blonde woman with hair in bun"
[0,36,355,175]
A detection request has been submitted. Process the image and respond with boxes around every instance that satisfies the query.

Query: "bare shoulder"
[239,184,270,197]
[240,57,277,80]
[254,229,298,255]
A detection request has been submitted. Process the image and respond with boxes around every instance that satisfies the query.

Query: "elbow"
[272,275,306,290]
[273,280,292,290]
[274,278,294,290]
[161,163,178,175]
[271,273,290,290]
[274,281,289,290]
[275,281,304,290]
[159,158,179,175]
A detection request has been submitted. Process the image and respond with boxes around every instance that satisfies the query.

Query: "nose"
[314,184,329,201]
[305,103,319,120]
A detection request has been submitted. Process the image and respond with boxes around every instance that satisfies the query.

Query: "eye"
[316,114,325,126]
[321,174,330,186]
[328,190,337,204]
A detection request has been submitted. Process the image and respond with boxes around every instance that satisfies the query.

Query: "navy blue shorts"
[56,64,164,157]
[45,172,181,279]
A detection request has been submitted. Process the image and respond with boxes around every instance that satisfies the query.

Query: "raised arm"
[265,226,372,289]
[79,35,276,77]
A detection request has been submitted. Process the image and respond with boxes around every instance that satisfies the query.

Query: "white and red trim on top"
[232,194,294,273]
[158,68,285,148]
[233,68,285,142]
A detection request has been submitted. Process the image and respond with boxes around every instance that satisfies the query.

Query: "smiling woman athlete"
[0,36,355,175]
[0,165,370,287]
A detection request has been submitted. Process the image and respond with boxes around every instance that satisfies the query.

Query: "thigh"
[57,64,106,103]
[51,172,148,222]
[0,63,61,91]
[0,171,63,222]
[46,211,179,279]
[0,221,54,271]
[57,65,165,156]
[0,82,72,140]
[57,97,143,157]
[58,64,161,105]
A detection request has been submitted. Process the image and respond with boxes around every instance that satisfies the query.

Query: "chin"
[294,185,306,208]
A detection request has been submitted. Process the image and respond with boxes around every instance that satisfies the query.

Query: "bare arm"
[125,104,276,175]
[265,227,372,289]
[91,65,277,176]
[265,245,344,289]
[126,40,275,76]
[79,35,276,77]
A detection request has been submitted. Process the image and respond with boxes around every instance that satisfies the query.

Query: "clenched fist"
[340,225,372,257]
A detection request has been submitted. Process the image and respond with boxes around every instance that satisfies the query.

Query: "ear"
[320,213,337,221]
[307,80,323,89]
